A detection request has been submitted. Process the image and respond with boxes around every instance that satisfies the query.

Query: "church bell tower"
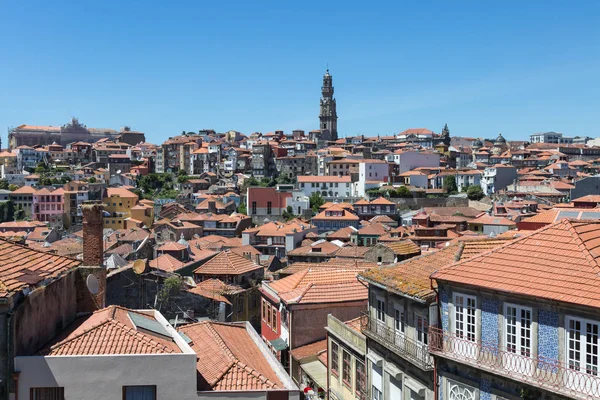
[319,69,338,140]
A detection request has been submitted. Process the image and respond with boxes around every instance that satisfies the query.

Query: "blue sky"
[0,1,598,144]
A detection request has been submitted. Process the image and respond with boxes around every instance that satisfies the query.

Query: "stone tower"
[319,69,338,140]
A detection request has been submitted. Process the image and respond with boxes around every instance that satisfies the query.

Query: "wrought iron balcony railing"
[429,327,600,399]
[361,313,433,371]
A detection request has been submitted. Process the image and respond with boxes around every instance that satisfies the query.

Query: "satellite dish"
[132,259,146,275]
[86,274,99,295]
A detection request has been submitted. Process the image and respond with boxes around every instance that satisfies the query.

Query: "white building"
[481,164,517,195]
[355,160,389,197]
[455,170,483,192]
[386,150,440,174]
[297,175,355,199]
[14,305,299,400]
[529,131,575,144]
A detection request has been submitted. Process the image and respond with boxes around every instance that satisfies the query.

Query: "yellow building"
[102,188,139,228]
[130,199,155,228]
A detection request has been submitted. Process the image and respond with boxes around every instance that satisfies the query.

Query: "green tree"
[14,206,25,221]
[5,200,14,222]
[177,174,189,184]
[309,192,325,213]
[237,203,247,215]
[443,175,458,195]
[0,179,8,190]
[8,184,18,192]
[282,205,295,221]
[396,186,412,198]
[34,162,49,174]
[88,177,96,183]
[467,185,485,200]
[60,176,72,184]
[158,275,183,310]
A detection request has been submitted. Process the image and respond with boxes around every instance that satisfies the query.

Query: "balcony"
[361,313,433,371]
[429,327,600,400]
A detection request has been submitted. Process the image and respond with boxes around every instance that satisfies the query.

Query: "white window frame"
[376,297,385,322]
[394,304,405,335]
[415,313,428,345]
[504,303,532,356]
[503,303,533,375]
[453,293,477,342]
[447,379,476,400]
[565,316,600,377]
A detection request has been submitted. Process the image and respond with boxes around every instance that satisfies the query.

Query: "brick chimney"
[208,200,217,214]
[77,201,107,312]
[83,201,104,266]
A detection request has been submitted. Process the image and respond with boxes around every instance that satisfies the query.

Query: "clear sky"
[0,1,598,144]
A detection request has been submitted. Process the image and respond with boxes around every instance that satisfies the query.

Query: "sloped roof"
[0,238,81,297]
[187,279,244,305]
[266,269,367,305]
[380,240,421,256]
[149,253,185,272]
[432,220,600,308]
[43,305,180,355]
[361,238,508,301]
[193,251,262,276]
[179,321,283,391]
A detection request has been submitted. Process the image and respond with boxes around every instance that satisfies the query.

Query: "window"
[394,306,405,334]
[448,380,475,400]
[123,385,156,400]
[376,298,385,322]
[251,201,257,214]
[372,387,383,400]
[267,305,272,327]
[504,304,531,357]
[416,314,428,345]
[31,387,64,400]
[566,316,599,376]
[356,360,366,399]
[342,350,352,387]
[267,201,272,214]
[331,340,339,376]
[454,293,476,342]
[271,306,277,327]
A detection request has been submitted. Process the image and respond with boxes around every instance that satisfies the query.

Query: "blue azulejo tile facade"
[480,376,492,400]
[440,287,449,332]
[481,298,499,349]
[538,309,559,371]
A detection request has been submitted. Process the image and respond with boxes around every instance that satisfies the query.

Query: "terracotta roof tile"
[432,220,600,308]
[193,251,262,276]
[361,238,508,301]
[291,339,327,361]
[179,321,282,391]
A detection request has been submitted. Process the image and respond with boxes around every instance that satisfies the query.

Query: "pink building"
[33,188,64,223]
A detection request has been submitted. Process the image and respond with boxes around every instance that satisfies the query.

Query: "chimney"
[255,253,261,266]
[83,201,104,266]
[208,201,217,214]
[77,201,106,312]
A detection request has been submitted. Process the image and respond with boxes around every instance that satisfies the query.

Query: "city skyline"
[1,1,599,144]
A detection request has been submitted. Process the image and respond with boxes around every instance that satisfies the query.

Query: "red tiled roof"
[0,238,81,297]
[193,251,262,276]
[291,339,327,361]
[179,321,283,391]
[149,253,185,272]
[361,238,508,301]
[432,220,600,308]
[44,306,180,355]
[266,269,368,305]
[187,278,244,305]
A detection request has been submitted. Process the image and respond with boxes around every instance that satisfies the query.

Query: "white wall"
[388,151,440,174]
[15,353,198,400]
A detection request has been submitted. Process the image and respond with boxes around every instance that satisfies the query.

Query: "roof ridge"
[563,220,600,272]
[433,219,591,279]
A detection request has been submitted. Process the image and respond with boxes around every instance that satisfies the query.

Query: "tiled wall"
[538,309,559,371]
[480,376,492,400]
[440,287,449,332]
[481,298,499,349]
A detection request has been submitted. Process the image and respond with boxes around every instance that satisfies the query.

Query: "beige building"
[326,315,367,400]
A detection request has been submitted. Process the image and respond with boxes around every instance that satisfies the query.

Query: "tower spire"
[319,68,338,141]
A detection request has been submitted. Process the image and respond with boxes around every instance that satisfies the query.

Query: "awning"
[301,360,328,390]
[269,337,288,351]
